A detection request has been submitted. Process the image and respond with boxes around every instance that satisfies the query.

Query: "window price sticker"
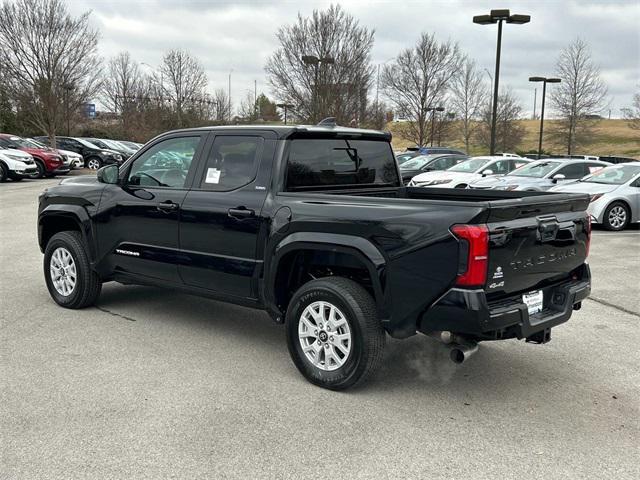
[205,168,221,184]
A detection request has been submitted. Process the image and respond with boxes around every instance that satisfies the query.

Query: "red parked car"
[0,134,71,178]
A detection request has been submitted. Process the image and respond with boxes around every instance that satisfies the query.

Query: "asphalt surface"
[1,175,639,480]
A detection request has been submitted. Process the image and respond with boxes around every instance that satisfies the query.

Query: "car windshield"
[508,161,560,178]
[400,156,433,170]
[396,153,415,164]
[582,165,640,185]
[6,136,30,148]
[75,138,101,149]
[448,157,491,173]
[103,139,127,151]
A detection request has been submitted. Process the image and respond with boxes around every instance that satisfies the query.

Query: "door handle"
[228,207,255,219]
[156,200,179,213]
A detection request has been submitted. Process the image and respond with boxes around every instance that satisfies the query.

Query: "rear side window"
[199,136,263,191]
[285,138,398,190]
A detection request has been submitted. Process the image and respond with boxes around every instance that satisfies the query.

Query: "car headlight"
[589,193,604,203]
[430,179,452,185]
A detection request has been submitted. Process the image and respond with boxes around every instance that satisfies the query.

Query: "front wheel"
[0,163,7,182]
[34,160,46,178]
[603,201,629,231]
[86,157,102,170]
[44,231,102,308]
[285,277,385,390]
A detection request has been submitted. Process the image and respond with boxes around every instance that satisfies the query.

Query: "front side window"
[488,160,510,174]
[198,136,263,191]
[557,163,587,179]
[286,138,398,190]
[127,136,200,189]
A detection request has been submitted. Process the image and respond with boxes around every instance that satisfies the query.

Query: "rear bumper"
[419,264,591,340]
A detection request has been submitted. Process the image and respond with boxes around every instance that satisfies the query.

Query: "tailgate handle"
[537,219,575,243]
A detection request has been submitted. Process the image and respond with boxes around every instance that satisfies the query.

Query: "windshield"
[400,156,432,170]
[76,138,101,149]
[582,165,640,185]
[103,139,128,151]
[508,161,560,178]
[6,136,30,148]
[286,138,399,190]
[448,157,492,173]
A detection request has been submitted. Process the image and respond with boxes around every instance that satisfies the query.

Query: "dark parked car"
[34,136,124,170]
[0,134,70,178]
[598,156,638,164]
[399,153,469,184]
[38,124,592,390]
[407,146,466,155]
[81,138,136,160]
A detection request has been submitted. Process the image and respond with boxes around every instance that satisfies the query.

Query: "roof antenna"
[317,117,336,127]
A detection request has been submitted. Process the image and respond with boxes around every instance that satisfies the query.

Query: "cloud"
[71,0,639,116]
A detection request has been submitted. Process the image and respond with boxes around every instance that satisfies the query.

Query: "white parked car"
[56,148,84,169]
[408,156,530,188]
[550,163,640,231]
[495,152,522,158]
[0,148,38,182]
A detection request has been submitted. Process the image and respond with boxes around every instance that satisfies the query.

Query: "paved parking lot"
[1,176,639,480]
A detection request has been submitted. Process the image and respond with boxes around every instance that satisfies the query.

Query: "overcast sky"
[68,0,639,118]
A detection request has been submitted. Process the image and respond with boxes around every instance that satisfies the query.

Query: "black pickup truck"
[38,123,591,390]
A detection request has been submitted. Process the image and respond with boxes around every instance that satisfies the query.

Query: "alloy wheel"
[87,158,101,170]
[608,206,626,229]
[298,301,352,371]
[49,247,77,296]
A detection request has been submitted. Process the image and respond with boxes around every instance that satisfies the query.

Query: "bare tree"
[622,91,640,130]
[211,88,231,123]
[159,49,208,127]
[381,33,462,147]
[238,91,257,122]
[549,38,608,154]
[265,4,375,124]
[477,88,525,153]
[101,52,147,137]
[0,0,101,145]
[449,58,488,153]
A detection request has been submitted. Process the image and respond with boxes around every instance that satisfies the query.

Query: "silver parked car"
[549,163,640,231]
[469,158,610,191]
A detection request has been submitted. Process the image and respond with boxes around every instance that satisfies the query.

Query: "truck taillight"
[585,215,592,257]
[451,224,489,287]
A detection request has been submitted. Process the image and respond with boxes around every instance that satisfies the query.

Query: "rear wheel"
[285,277,385,390]
[455,184,468,188]
[86,157,102,170]
[44,231,102,308]
[603,202,629,231]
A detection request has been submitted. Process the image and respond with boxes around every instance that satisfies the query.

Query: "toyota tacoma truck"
[38,122,592,390]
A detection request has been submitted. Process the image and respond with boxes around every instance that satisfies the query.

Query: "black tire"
[455,184,468,188]
[0,163,7,182]
[285,277,385,390]
[603,201,629,231]
[12,176,24,181]
[44,231,102,309]
[86,157,102,170]
[34,159,46,178]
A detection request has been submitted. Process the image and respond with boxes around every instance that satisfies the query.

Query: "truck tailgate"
[481,193,590,297]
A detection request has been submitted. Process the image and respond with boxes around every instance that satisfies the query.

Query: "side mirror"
[97,164,119,184]
[481,169,493,176]
[552,173,566,183]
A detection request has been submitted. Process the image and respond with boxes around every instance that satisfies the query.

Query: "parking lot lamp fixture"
[427,106,445,147]
[474,9,530,155]
[529,76,561,158]
[302,55,335,122]
[276,103,295,124]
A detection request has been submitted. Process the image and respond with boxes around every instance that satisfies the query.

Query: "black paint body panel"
[38,126,592,339]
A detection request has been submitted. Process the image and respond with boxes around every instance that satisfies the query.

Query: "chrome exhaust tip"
[449,343,479,364]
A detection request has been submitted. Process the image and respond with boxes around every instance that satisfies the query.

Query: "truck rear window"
[285,138,399,190]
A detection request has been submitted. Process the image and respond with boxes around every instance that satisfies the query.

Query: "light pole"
[529,76,561,158]
[276,103,295,124]
[228,69,233,122]
[63,83,74,136]
[474,9,530,155]
[302,55,335,122]
[427,106,444,146]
